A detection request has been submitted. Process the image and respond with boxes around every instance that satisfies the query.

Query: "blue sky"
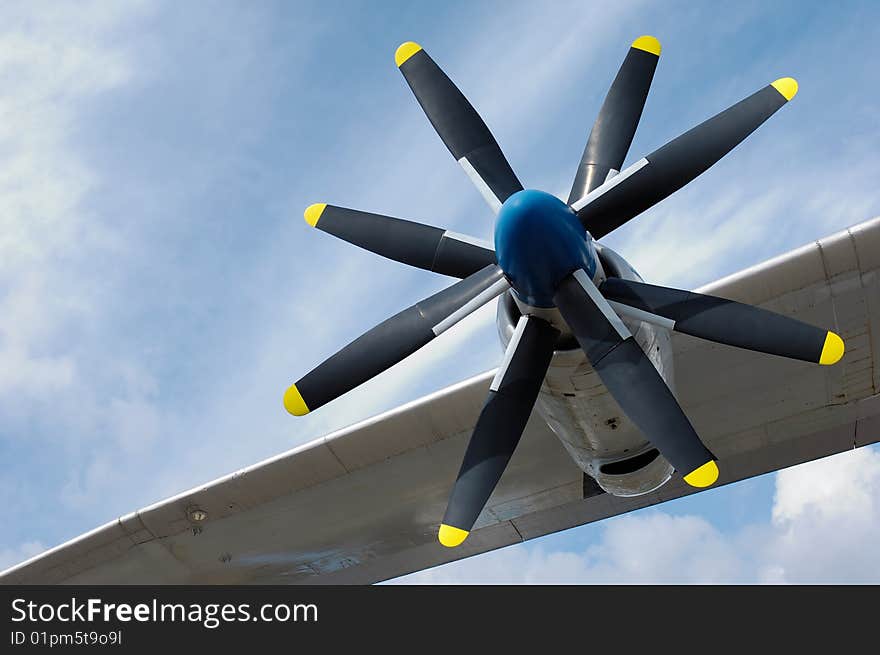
[1,0,879,581]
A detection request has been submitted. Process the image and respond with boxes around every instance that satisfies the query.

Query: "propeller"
[573,77,798,238]
[568,36,661,203]
[303,203,495,279]
[439,315,559,546]
[287,37,842,550]
[555,270,718,486]
[396,42,523,213]
[284,264,508,416]
[600,278,845,366]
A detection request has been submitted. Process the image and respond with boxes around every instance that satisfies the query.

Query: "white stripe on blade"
[572,269,631,339]
[570,158,648,212]
[459,156,503,214]
[491,315,529,392]
[432,277,509,336]
[607,300,676,331]
[442,230,495,251]
[603,168,619,183]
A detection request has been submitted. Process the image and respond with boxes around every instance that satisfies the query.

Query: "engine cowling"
[495,242,675,497]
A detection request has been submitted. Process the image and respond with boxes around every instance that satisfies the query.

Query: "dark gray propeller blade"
[554,270,718,487]
[573,78,798,238]
[396,41,523,213]
[439,315,560,547]
[568,36,661,204]
[600,277,844,366]
[284,265,508,416]
[304,203,496,279]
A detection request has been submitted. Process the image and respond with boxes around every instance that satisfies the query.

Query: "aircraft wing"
[3,217,879,585]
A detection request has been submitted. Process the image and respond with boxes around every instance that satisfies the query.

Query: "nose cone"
[497,189,571,225]
[495,190,595,307]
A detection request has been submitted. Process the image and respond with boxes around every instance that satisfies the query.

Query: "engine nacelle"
[495,242,675,497]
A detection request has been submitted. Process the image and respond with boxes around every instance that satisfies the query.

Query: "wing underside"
[3,217,879,585]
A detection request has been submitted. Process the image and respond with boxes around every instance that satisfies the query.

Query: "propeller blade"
[396,41,523,213]
[567,36,661,204]
[303,203,496,279]
[554,270,718,487]
[572,77,798,238]
[601,277,845,365]
[440,315,559,547]
[284,265,508,416]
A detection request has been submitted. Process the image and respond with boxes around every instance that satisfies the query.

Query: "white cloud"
[399,513,745,584]
[0,1,146,401]
[760,447,880,583]
[608,186,786,288]
[0,2,168,514]
[395,447,880,584]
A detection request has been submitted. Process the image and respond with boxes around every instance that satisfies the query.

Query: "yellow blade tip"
[395,41,422,67]
[438,524,469,548]
[304,203,326,227]
[819,331,845,365]
[283,384,310,416]
[631,35,661,56]
[771,77,798,101]
[683,460,719,488]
